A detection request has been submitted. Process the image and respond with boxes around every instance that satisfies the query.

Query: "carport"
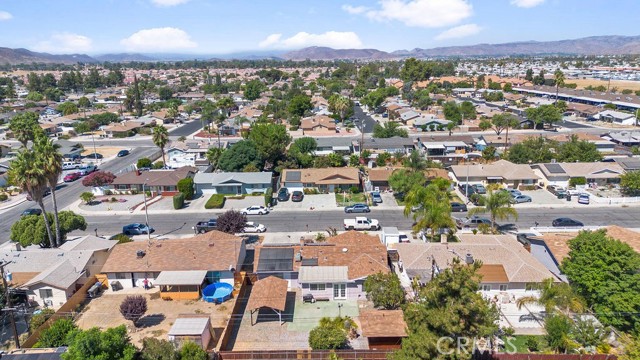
[247,276,288,326]
[155,270,207,300]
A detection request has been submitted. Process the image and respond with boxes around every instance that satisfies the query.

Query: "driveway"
[223,195,266,211]
[516,190,565,206]
[373,192,400,209]
[274,194,336,211]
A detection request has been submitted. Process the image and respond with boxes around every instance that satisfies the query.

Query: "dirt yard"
[75,290,234,348]
[571,78,640,91]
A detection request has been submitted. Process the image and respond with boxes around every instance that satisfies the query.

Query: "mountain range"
[1,35,639,64]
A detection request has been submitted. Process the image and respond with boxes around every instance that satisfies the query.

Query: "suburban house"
[253,246,298,288]
[301,115,336,133]
[416,137,478,165]
[391,234,559,292]
[100,231,245,299]
[298,232,389,301]
[314,137,353,156]
[413,117,451,131]
[353,137,416,155]
[280,167,360,193]
[593,110,637,125]
[167,142,215,169]
[367,168,448,192]
[449,159,540,189]
[1,236,115,309]
[39,123,60,136]
[193,172,272,195]
[614,158,640,172]
[531,162,625,188]
[102,122,142,138]
[360,310,408,350]
[602,131,640,146]
[110,166,196,196]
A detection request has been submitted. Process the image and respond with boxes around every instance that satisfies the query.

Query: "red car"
[64,172,82,182]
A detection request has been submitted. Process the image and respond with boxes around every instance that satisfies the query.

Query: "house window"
[310,283,326,291]
[481,285,491,291]
[39,289,53,299]
[525,283,536,291]
[499,285,508,291]
[115,273,127,280]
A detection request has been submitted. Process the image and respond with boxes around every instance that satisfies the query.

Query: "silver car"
[511,194,532,203]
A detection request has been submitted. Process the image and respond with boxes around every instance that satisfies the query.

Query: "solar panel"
[544,163,565,174]
[285,171,301,182]
[301,258,318,266]
[257,248,294,272]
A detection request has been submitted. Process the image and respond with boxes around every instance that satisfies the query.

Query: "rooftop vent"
[136,250,146,258]
[465,253,474,265]
[342,248,348,253]
[209,243,215,247]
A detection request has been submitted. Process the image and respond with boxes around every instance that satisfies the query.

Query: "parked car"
[546,185,567,198]
[344,203,370,213]
[501,188,521,197]
[344,217,380,231]
[511,194,532,203]
[78,163,97,176]
[122,223,154,235]
[459,184,476,196]
[455,216,492,229]
[21,208,42,217]
[552,218,583,227]
[277,188,290,201]
[371,192,383,203]
[117,150,130,157]
[243,222,266,233]
[450,202,468,212]
[84,153,103,160]
[241,205,270,215]
[291,191,304,202]
[193,219,217,234]
[577,194,590,205]
[63,172,82,182]
[472,184,486,194]
[62,161,80,170]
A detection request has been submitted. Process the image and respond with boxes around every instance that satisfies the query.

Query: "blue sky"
[0,0,638,54]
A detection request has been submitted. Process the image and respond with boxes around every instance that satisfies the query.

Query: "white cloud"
[258,31,363,49]
[150,0,190,6]
[510,0,545,8]
[342,5,369,14]
[121,27,197,52]
[0,11,13,21]
[351,0,472,28]
[33,32,93,53]
[435,23,482,40]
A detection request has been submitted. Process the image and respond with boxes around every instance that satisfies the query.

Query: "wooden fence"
[216,350,393,360]
[22,275,98,348]
[217,272,251,351]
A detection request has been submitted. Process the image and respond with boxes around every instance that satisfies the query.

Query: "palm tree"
[214,112,227,149]
[166,104,179,124]
[33,134,63,247]
[404,184,454,241]
[516,278,585,316]
[554,69,565,104]
[330,95,350,124]
[9,112,41,147]
[8,149,54,247]
[468,190,518,229]
[404,150,427,172]
[206,147,224,171]
[216,97,235,117]
[152,126,169,168]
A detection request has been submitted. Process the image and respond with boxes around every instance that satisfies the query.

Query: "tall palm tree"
[404,150,427,172]
[468,190,518,229]
[206,147,224,171]
[330,95,350,124]
[516,278,585,316]
[166,104,179,124]
[8,149,54,247]
[152,126,169,168]
[404,184,455,241]
[34,134,63,247]
[554,69,565,104]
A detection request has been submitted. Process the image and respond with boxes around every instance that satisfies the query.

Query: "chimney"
[440,234,447,244]
[136,250,146,258]
[465,253,474,265]
[136,169,141,176]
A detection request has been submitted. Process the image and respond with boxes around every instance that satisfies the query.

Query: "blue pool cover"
[202,282,233,303]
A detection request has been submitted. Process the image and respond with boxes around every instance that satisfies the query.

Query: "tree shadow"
[137,313,166,328]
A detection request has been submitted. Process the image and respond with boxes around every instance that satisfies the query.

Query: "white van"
[62,161,79,170]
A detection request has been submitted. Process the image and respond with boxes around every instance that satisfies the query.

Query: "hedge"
[177,178,194,200]
[0,194,8,202]
[265,188,273,207]
[173,193,185,210]
[205,194,226,209]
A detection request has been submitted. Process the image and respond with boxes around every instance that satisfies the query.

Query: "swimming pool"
[202,282,234,303]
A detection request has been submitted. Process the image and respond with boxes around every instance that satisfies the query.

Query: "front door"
[333,283,346,300]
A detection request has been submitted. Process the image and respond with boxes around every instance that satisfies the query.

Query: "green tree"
[393,258,499,360]
[177,178,194,200]
[77,96,91,109]
[571,317,607,350]
[388,169,427,194]
[152,125,169,168]
[287,94,312,117]
[218,140,260,172]
[403,150,427,172]
[247,123,291,168]
[62,326,137,360]
[206,147,225,171]
[57,102,79,115]
[291,137,317,154]
[561,229,640,331]
[525,104,562,129]
[544,314,576,353]
[328,95,352,123]
[137,157,153,169]
[373,122,408,138]
[459,101,476,119]
[26,91,44,102]
[620,334,640,360]
[80,191,95,204]
[443,101,462,123]
[404,182,455,238]
[141,338,179,360]
[9,112,41,147]
[620,170,640,196]
[363,272,405,309]
[516,278,585,316]
[525,68,534,81]
[157,86,173,101]
[10,211,86,248]
[481,145,497,162]
[554,69,565,103]
[506,137,556,164]
[178,342,208,360]
[468,190,518,229]
[308,317,350,350]
[35,318,77,348]
[34,134,64,247]
[244,79,265,101]
[557,134,602,162]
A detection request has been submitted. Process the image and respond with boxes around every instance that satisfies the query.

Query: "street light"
[142,179,151,243]
[464,154,470,203]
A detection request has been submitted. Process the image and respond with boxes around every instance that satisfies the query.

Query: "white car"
[241,205,270,215]
[243,222,266,233]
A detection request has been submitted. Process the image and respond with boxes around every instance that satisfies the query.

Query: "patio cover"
[154,270,207,286]
[299,266,348,283]
[247,276,288,326]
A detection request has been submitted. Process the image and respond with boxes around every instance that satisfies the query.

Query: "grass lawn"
[336,192,368,206]
[503,335,545,354]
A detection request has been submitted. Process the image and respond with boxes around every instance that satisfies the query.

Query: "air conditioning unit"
[44,299,53,307]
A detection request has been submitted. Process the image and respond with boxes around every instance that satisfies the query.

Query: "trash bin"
[566,194,572,201]
[271,198,278,207]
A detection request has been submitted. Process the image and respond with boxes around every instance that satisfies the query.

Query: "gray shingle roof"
[193,171,272,185]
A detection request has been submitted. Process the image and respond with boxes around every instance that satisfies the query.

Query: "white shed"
[168,316,213,350]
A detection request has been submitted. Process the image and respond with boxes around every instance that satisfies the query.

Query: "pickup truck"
[343,217,380,231]
[193,219,218,234]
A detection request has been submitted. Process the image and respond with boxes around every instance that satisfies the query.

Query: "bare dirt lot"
[571,78,640,91]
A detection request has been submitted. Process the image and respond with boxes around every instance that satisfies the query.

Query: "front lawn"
[336,192,368,206]
[502,335,546,354]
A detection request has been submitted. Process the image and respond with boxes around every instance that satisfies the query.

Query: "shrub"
[137,158,152,169]
[29,308,55,332]
[177,178,194,200]
[569,177,587,187]
[308,323,348,350]
[120,295,147,326]
[152,161,164,169]
[103,190,112,196]
[290,125,299,131]
[82,171,116,187]
[303,188,319,195]
[265,188,273,207]
[0,193,7,201]
[217,210,247,234]
[111,234,133,244]
[349,186,360,194]
[34,318,77,348]
[173,193,185,210]
[205,194,226,209]
[80,192,95,205]
[525,335,540,352]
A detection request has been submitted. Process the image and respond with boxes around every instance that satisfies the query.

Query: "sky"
[0,0,638,55]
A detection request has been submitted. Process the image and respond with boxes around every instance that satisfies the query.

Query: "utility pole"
[0,261,20,349]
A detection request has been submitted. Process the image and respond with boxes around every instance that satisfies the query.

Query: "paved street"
[169,119,203,137]
[353,105,376,133]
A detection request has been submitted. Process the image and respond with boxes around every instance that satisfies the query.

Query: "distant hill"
[282,46,393,61]
[94,53,156,62]
[0,47,97,65]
